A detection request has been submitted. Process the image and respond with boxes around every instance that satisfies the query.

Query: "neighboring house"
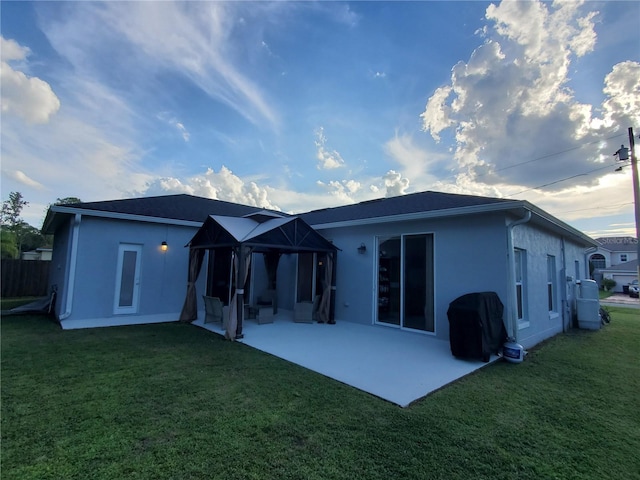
[43,191,598,349]
[589,237,638,292]
[600,259,638,293]
[21,248,53,261]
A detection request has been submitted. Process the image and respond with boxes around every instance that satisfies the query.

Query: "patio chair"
[294,301,313,323]
[203,296,223,324]
[255,289,276,324]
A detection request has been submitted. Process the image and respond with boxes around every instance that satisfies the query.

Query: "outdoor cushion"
[203,296,223,324]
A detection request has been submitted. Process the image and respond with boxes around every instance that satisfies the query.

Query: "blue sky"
[1,1,639,238]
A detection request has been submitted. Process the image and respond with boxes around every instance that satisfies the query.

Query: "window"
[590,254,605,269]
[514,249,526,321]
[547,255,556,313]
[620,254,628,262]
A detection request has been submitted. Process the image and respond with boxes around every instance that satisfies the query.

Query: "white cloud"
[5,170,45,190]
[0,36,60,124]
[157,112,190,142]
[382,170,410,197]
[419,0,638,197]
[600,61,640,128]
[1,65,151,227]
[142,166,279,210]
[420,86,454,142]
[103,2,278,129]
[383,132,449,186]
[1,37,30,61]
[315,178,362,203]
[314,127,345,170]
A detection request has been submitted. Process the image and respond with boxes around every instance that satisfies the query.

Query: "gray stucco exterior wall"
[315,212,510,341]
[51,216,202,328]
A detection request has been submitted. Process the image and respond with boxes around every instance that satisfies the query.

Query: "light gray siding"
[512,223,590,348]
[316,212,509,342]
[56,216,201,328]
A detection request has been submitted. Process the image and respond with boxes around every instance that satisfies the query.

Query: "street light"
[614,127,640,283]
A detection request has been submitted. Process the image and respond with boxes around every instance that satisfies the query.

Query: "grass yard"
[2,306,639,480]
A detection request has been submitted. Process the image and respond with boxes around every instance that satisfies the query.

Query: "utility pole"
[616,127,640,281]
[630,127,640,283]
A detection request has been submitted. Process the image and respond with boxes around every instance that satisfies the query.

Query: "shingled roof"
[42,191,596,248]
[64,194,272,222]
[595,237,638,252]
[299,190,518,226]
[42,194,285,233]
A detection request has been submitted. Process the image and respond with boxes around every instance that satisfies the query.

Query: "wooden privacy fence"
[1,260,50,298]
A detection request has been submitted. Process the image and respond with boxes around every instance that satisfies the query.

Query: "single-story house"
[22,247,53,261]
[42,191,598,349]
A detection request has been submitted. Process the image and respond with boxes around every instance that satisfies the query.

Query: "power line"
[556,202,634,215]
[487,132,627,176]
[437,131,627,186]
[508,161,627,196]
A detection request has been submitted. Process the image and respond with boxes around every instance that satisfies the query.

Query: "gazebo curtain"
[263,252,281,289]
[316,252,333,323]
[225,246,252,340]
[263,252,281,313]
[179,247,206,322]
[225,251,239,339]
[181,214,339,336]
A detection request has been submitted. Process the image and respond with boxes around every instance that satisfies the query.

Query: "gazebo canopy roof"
[187,214,338,253]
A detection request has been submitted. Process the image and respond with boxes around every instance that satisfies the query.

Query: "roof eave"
[42,205,203,234]
[523,201,598,247]
[308,199,597,248]
[308,200,527,230]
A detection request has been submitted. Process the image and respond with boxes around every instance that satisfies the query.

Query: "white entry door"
[114,244,142,314]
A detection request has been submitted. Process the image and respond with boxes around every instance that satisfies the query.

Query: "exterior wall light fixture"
[357,243,367,254]
[161,241,168,252]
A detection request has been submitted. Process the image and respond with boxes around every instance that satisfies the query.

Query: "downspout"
[59,214,81,320]
[506,210,532,342]
[561,237,569,333]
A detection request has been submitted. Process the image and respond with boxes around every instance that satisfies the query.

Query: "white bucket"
[503,340,524,363]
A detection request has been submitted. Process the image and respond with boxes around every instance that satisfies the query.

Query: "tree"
[1,229,18,259]
[1,191,28,228]
[19,223,47,252]
[36,196,83,250]
[1,192,31,256]
[54,197,82,205]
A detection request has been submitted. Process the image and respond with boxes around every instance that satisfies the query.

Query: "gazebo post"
[329,250,337,324]
[235,244,252,340]
[235,246,245,339]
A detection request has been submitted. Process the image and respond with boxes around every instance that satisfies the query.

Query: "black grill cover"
[447,292,507,362]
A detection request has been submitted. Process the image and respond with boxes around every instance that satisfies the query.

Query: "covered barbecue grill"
[447,291,507,362]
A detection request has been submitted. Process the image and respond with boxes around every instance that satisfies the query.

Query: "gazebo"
[178,211,338,339]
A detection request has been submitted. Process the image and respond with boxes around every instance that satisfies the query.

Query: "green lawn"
[2,307,639,480]
[598,290,613,300]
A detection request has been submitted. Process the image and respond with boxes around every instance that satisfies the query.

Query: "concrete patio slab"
[194,312,498,407]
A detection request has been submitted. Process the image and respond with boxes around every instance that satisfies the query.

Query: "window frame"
[547,255,557,314]
[514,248,529,329]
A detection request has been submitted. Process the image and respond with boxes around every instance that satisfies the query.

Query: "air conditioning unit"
[576,279,600,330]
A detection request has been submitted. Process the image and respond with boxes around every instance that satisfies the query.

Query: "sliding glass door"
[378,238,401,326]
[377,234,434,333]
